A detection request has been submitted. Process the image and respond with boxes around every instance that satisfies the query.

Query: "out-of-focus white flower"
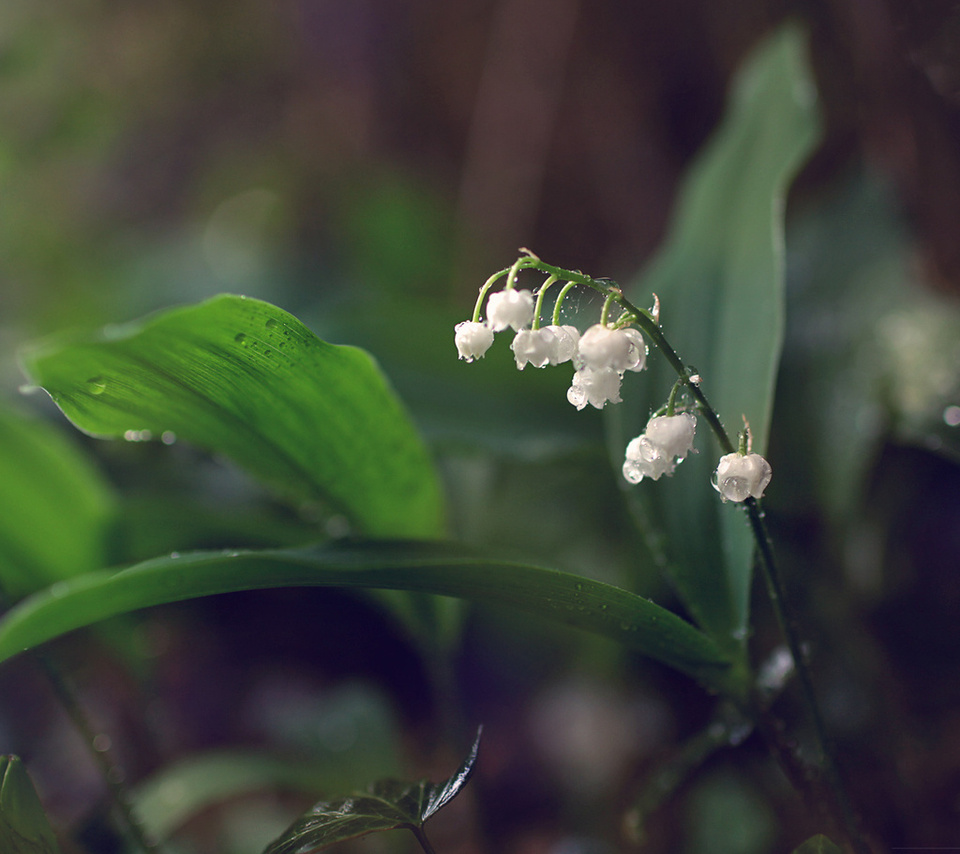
[714,452,772,502]
[622,413,697,483]
[577,324,641,372]
[542,324,580,365]
[487,288,535,331]
[567,366,622,410]
[512,327,557,369]
[454,321,494,362]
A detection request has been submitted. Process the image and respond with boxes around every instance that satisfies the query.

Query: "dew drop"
[234,332,248,345]
[87,377,107,395]
[265,318,279,330]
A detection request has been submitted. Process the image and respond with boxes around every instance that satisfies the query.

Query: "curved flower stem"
[531,275,558,329]
[511,253,872,853]
[471,269,510,323]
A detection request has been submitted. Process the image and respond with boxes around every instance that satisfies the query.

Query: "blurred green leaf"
[790,834,843,854]
[0,405,115,598]
[134,684,402,842]
[0,756,62,854]
[0,540,732,689]
[133,753,348,844]
[20,295,444,539]
[782,171,960,524]
[262,728,480,854]
[614,23,822,650]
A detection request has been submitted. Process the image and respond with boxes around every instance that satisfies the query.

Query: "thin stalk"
[745,503,872,853]
[410,825,438,854]
[35,653,162,854]
[0,575,160,854]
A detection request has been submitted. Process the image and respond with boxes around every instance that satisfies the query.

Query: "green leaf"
[790,834,843,854]
[262,729,481,854]
[19,295,444,539]
[0,541,732,690]
[0,756,62,854]
[614,24,822,650]
[134,684,402,842]
[0,405,115,598]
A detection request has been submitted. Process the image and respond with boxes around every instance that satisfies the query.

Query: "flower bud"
[714,452,772,502]
[487,289,535,331]
[455,321,494,362]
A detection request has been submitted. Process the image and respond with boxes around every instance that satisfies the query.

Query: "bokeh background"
[2,1,960,852]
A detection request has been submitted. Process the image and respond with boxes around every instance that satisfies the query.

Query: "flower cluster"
[454,269,772,502]
[622,413,697,484]
[455,284,647,412]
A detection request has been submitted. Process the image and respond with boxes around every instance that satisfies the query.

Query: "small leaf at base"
[262,728,481,854]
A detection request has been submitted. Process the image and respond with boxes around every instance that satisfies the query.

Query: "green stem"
[531,275,558,329]
[411,825,438,854]
[551,281,578,326]
[35,652,162,854]
[471,269,509,323]
[745,503,872,853]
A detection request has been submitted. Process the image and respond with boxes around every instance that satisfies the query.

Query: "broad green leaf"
[262,729,480,854]
[0,756,62,854]
[20,295,444,539]
[615,24,822,650]
[0,405,115,598]
[0,541,733,690]
[790,834,843,854]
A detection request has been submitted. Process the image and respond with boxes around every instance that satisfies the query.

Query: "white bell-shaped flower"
[714,452,772,502]
[511,327,557,369]
[622,436,672,483]
[622,412,697,483]
[645,413,696,461]
[455,321,494,362]
[566,366,622,410]
[487,288,535,332]
[542,324,580,365]
[577,324,636,371]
